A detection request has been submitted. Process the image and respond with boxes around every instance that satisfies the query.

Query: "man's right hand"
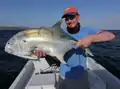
[33,49,46,57]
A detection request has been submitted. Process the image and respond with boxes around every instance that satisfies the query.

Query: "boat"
[8,50,120,89]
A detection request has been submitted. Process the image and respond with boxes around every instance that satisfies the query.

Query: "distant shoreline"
[0,26,29,30]
[0,26,119,31]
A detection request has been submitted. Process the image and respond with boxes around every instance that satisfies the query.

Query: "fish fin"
[85,48,94,56]
[55,54,67,64]
[52,19,77,42]
[70,40,78,45]
[52,19,63,30]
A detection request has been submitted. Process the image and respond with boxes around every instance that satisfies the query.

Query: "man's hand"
[76,30,115,48]
[33,49,46,57]
[76,36,93,48]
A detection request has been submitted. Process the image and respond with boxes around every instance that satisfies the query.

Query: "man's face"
[65,14,80,28]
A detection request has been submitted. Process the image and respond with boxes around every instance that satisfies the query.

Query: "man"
[58,6,115,89]
[35,6,115,89]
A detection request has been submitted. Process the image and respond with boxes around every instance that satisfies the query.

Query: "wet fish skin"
[4,19,93,64]
[4,19,78,64]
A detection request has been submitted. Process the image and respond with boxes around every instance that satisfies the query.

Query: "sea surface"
[0,29,120,89]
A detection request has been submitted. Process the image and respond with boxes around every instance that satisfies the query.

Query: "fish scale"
[4,19,90,64]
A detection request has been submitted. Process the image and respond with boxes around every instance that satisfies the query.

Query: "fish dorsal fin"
[52,19,64,30]
[52,19,77,42]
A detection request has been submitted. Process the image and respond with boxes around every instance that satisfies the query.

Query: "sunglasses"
[65,15,76,21]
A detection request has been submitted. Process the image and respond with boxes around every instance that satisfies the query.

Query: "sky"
[0,0,120,30]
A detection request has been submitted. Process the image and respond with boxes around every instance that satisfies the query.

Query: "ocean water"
[0,30,120,89]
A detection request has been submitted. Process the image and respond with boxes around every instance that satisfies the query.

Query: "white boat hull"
[8,56,120,89]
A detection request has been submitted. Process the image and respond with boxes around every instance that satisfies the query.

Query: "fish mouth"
[4,47,14,54]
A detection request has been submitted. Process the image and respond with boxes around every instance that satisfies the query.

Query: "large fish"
[4,19,93,64]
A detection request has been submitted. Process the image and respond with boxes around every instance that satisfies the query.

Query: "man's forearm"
[89,31,115,42]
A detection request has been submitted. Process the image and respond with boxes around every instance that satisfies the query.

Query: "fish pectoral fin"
[55,54,67,64]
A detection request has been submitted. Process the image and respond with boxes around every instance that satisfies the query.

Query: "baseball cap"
[62,6,79,18]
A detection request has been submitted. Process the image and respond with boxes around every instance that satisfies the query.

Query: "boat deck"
[9,57,108,89]
[25,69,106,89]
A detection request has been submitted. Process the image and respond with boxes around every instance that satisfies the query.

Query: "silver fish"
[4,19,93,64]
